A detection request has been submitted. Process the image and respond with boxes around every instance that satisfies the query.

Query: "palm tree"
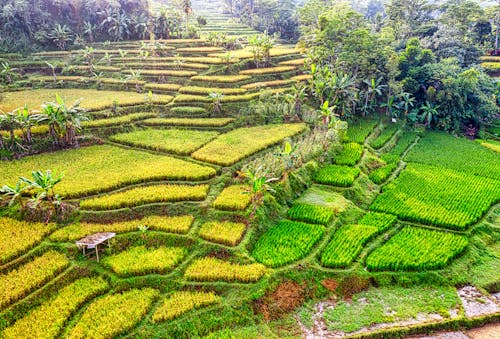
[0,62,19,85]
[419,101,439,128]
[362,77,386,116]
[48,24,73,50]
[181,0,192,35]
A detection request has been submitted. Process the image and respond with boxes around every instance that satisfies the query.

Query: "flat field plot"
[0,145,216,197]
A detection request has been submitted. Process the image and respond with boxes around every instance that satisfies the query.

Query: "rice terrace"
[0,0,499,338]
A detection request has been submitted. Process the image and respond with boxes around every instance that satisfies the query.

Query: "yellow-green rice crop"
[184,257,266,282]
[50,215,194,242]
[239,66,296,75]
[142,118,234,127]
[199,221,247,246]
[192,123,307,166]
[0,217,56,264]
[190,75,251,83]
[102,246,187,276]
[366,227,468,271]
[67,288,159,339]
[123,69,197,77]
[0,145,216,197]
[0,89,172,112]
[179,86,247,95]
[152,291,221,323]
[83,113,156,128]
[315,165,361,187]
[121,62,209,70]
[144,83,183,91]
[173,93,260,103]
[109,128,219,155]
[241,79,293,90]
[80,184,209,210]
[176,47,225,53]
[2,277,108,339]
[279,58,306,66]
[334,142,364,166]
[213,185,252,211]
[0,251,69,309]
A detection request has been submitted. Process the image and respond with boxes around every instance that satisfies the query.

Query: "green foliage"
[109,129,219,155]
[184,258,266,283]
[315,165,360,187]
[287,203,335,225]
[366,227,468,271]
[102,246,187,276]
[252,220,325,267]
[0,251,69,309]
[371,163,500,230]
[2,277,108,339]
[67,288,159,339]
[152,291,221,323]
[334,142,363,166]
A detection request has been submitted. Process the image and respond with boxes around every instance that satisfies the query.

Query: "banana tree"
[0,62,19,85]
[419,101,440,128]
[0,181,27,207]
[239,166,279,217]
[362,77,386,116]
[208,92,224,115]
[15,105,36,144]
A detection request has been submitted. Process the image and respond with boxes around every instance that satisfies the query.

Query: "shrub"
[252,220,325,267]
[0,217,56,264]
[67,288,159,338]
[192,124,307,166]
[184,258,266,282]
[109,129,219,155]
[315,165,360,187]
[213,185,252,211]
[366,227,468,271]
[102,246,187,276]
[0,251,69,309]
[80,184,209,210]
[199,221,247,246]
[152,291,221,323]
[50,215,194,242]
[2,277,109,339]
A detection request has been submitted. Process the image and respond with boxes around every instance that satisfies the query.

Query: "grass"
[102,246,187,276]
[192,124,307,166]
[0,89,172,112]
[0,145,216,197]
[370,163,500,230]
[67,288,158,339]
[199,221,247,246]
[252,220,325,267]
[190,75,251,83]
[213,185,252,211]
[184,257,266,283]
[142,117,235,127]
[50,215,194,241]
[321,286,459,333]
[0,251,69,309]
[80,184,209,210]
[315,165,361,187]
[0,217,57,264]
[179,86,247,95]
[2,277,109,339]
[366,226,468,271]
[152,291,221,323]
[109,128,219,155]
